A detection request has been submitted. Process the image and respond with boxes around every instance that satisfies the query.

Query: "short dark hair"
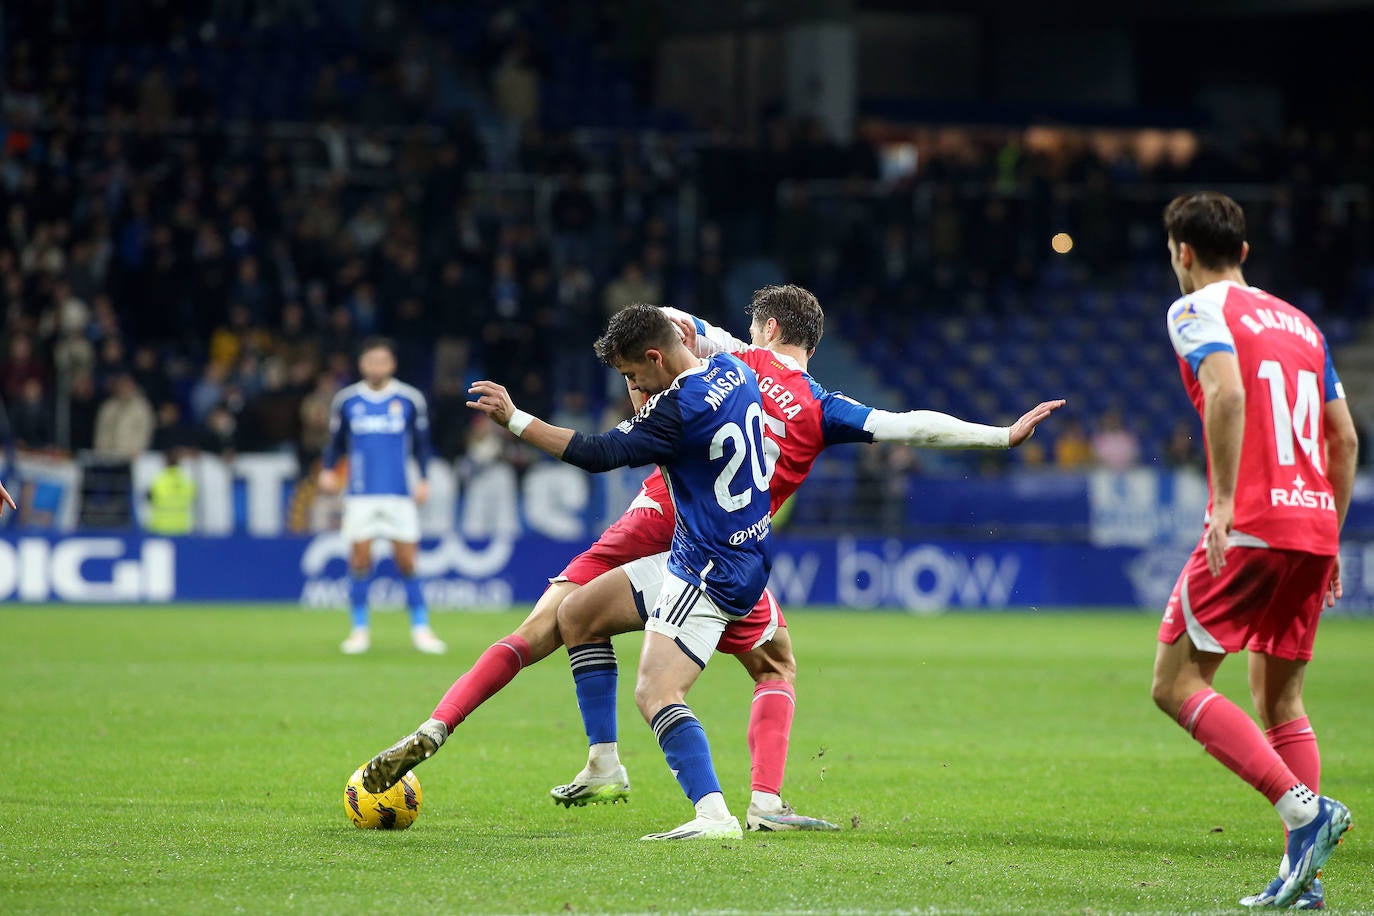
[747,284,824,351]
[1163,193,1247,269]
[594,304,679,366]
[359,336,396,358]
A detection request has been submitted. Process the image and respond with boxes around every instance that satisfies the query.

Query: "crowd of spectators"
[2,2,1373,489]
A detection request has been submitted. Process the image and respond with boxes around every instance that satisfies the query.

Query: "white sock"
[586,742,620,776]
[695,791,730,821]
[417,717,449,747]
[750,790,783,812]
[1274,784,1318,831]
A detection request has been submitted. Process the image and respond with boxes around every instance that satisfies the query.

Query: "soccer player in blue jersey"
[319,338,445,656]
[466,304,772,840]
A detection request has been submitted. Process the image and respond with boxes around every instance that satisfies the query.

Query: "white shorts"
[341,495,420,544]
[624,553,735,669]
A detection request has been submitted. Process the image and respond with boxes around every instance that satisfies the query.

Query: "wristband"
[506,409,534,437]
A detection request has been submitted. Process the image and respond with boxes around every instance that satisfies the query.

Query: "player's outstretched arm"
[468,380,679,473]
[865,400,1065,449]
[468,381,576,459]
[0,478,16,515]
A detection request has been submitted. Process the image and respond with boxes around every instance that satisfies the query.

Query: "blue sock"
[404,576,428,627]
[349,573,369,629]
[651,704,722,804]
[568,643,618,745]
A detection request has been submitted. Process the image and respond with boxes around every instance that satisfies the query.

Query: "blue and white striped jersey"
[562,352,772,615]
[322,380,433,497]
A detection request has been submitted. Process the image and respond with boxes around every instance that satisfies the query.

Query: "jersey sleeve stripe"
[1184,341,1236,374]
[1321,337,1345,402]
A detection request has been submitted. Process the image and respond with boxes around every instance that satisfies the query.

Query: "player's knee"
[1149,676,1181,717]
[555,590,590,644]
[752,654,795,686]
[633,680,662,722]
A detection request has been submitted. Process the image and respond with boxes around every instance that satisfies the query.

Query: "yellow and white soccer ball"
[344,767,422,830]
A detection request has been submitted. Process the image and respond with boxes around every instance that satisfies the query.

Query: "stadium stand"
[2,0,1371,533]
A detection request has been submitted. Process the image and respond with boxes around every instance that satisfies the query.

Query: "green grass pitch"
[1,607,1371,915]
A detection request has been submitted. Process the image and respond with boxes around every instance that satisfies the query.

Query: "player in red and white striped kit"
[1150,193,1357,908]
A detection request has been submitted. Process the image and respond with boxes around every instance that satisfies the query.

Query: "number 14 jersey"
[1167,279,1345,555]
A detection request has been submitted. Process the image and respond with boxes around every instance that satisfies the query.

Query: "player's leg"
[392,539,445,654]
[361,580,572,793]
[1238,553,1346,909]
[342,538,373,654]
[365,518,659,795]
[1249,654,1318,789]
[733,625,839,831]
[1239,653,1324,909]
[1245,551,1333,792]
[550,567,653,806]
[636,582,739,841]
[1154,550,1348,908]
[1152,623,1318,815]
[427,580,575,728]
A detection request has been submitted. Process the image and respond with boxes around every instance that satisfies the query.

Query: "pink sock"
[1267,716,1320,793]
[1178,689,1298,804]
[747,681,796,794]
[432,635,531,730]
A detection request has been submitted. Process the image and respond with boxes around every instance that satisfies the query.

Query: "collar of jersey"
[770,351,802,371]
[355,380,399,401]
[1200,278,1261,295]
[673,359,710,385]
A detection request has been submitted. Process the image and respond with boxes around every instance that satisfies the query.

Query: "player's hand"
[467,380,516,427]
[318,469,340,494]
[1007,399,1067,447]
[0,480,16,516]
[413,479,430,506]
[668,314,698,351]
[1326,555,1342,608]
[1205,502,1235,578]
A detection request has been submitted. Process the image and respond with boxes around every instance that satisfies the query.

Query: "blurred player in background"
[319,337,444,656]
[362,286,1061,832]
[1150,193,1357,908]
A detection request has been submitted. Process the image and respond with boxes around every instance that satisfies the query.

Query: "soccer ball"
[344,767,422,830]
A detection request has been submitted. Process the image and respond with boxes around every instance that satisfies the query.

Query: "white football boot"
[641,813,743,841]
[411,626,447,655]
[746,798,841,832]
[340,627,371,655]
[550,765,631,807]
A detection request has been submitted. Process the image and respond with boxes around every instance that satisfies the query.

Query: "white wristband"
[506,409,534,437]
